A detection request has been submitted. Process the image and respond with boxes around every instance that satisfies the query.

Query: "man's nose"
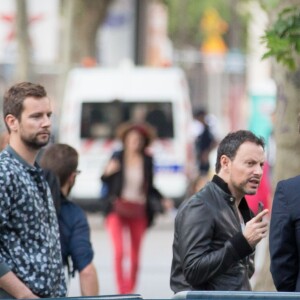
[254,164,263,176]
[42,115,51,127]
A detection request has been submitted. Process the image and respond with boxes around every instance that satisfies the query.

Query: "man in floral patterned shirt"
[0,82,66,298]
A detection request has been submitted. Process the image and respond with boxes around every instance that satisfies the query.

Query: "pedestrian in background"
[40,143,99,296]
[192,108,218,192]
[171,130,269,292]
[101,121,167,294]
[0,82,66,298]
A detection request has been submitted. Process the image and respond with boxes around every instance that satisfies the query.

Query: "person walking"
[39,143,99,296]
[0,82,66,298]
[101,121,165,294]
[192,108,218,192]
[170,130,269,292]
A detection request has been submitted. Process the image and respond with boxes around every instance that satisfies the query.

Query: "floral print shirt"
[0,146,67,297]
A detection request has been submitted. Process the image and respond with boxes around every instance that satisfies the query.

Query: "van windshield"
[80,101,174,139]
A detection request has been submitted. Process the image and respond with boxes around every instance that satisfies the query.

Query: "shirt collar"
[212,174,232,195]
[5,144,40,170]
[212,174,252,220]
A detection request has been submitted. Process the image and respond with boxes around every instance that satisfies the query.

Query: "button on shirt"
[0,146,67,297]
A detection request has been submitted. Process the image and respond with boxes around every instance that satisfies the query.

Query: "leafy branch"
[261,6,300,70]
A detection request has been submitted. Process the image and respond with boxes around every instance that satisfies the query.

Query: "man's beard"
[21,133,50,150]
[239,180,259,196]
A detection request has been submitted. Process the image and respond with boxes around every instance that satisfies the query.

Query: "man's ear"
[5,114,18,132]
[70,172,77,181]
[67,172,77,186]
[220,155,230,172]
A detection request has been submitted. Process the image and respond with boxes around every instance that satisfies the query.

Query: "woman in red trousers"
[101,122,165,294]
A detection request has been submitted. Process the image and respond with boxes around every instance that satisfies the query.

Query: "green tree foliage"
[261,5,300,70]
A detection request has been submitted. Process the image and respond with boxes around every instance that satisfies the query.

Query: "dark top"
[101,150,164,227]
[195,124,215,153]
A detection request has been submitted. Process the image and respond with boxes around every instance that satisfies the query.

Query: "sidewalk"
[68,212,176,299]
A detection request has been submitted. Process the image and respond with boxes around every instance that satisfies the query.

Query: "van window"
[80,101,174,139]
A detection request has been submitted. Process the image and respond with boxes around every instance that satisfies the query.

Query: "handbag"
[113,198,146,218]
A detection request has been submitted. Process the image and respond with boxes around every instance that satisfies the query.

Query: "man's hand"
[0,271,39,299]
[243,209,269,248]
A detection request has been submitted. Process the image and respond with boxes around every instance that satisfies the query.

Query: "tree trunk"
[15,0,31,81]
[72,0,113,63]
[273,62,300,184]
[58,0,112,116]
[227,0,243,50]
[264,0,300,186]
[263,0,300,184]
[57,0,76,119]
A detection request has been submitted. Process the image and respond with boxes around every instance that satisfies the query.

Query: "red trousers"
[106,212,148,294]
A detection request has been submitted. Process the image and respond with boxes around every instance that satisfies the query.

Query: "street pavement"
[67,211,177,299]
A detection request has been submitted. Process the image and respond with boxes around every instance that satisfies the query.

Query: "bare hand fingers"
[253,209,269,222]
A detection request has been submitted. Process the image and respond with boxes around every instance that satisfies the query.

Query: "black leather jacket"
[170,175,255,292]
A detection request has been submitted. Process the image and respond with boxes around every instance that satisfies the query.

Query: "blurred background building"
[0,0,275,142]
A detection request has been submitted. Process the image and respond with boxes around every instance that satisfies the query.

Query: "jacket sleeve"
[145,154,154,189]
[247,252,255,279]
[101,151,122,183]
[269,181,298,291]
[65,205,94,273]
[177,198,252,286]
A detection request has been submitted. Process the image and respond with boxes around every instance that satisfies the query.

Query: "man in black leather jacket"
[170,130,269,292]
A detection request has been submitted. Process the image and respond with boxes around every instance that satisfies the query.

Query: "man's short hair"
[39,143,78,187]
[215,130,265,173]
[3,82,47,131]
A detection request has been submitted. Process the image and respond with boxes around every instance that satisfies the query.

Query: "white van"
[59,67,196,207]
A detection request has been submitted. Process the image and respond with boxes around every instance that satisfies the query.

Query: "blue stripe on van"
[154,164,184,173]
